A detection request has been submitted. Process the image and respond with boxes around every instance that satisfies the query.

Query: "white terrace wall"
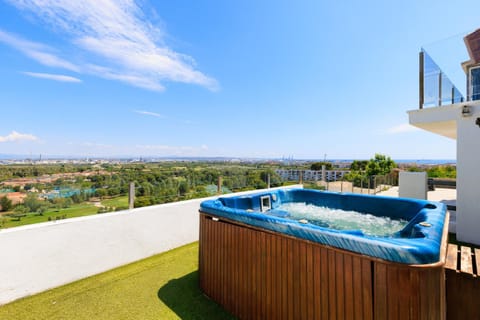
[409,100,480,246]
[456,103,480,245]
[0,185,301,305]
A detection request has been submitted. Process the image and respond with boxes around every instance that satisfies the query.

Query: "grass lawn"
[1,203,98,229]
[0,242,234,320]
[101,195,129,209]
[1,196,130,230]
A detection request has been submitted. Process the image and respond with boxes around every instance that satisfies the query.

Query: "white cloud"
[3,0,218,91]
[0,131,38,143]
[22,71,82,83]
[133,110,163,118]
[387,123,420,134]
[0,29,80,72]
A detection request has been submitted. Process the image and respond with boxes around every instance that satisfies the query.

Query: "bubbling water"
[276,202,408,237]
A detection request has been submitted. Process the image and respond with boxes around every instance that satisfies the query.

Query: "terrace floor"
[378,186,457,233]
[377,186,456,203]
[0,242,234,320]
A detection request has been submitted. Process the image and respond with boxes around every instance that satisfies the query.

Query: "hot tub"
[199,188,449,319]
[200,188,447,264]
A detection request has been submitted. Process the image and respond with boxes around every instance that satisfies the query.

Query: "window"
[469,66,480,101]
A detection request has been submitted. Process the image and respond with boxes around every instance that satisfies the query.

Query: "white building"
[275,169,349,182]
[408,29,480,245]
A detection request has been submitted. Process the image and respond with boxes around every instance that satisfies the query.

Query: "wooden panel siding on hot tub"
[199,188,449,319]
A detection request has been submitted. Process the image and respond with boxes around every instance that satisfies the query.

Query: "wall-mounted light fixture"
[462,105,472,117]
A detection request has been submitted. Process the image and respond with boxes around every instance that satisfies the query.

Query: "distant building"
[275,169,349,182]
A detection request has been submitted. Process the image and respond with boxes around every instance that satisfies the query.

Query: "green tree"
[71,193,84,204]
[311,162,333,171]
[0,196,13,212]
[23,193,44,213]
[134,196,153,208]
[37,205,50,216]
[345,154,395,188]
[246,171,267,189]
[178,181,189,196]
[350,160,368,171]
[14,205,29,214]
[427,165,456,178]
[344,171,367,187]
[138,181,153,197]
[95,188,108,199]
[52,197,73,209]
[365,154,396,177]
[260,169,283,187]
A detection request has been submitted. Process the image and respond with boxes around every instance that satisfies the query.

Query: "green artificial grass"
[0,242,234,320]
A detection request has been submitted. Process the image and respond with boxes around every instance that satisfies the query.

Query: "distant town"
[0,154,456,167]
[0,153,457,230]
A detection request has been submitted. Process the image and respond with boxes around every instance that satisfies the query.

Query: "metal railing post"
[217,176,223,195]
[419,51,424,109]
[438,71,442,106]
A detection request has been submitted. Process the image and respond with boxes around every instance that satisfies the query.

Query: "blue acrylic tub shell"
[199,188,447,265]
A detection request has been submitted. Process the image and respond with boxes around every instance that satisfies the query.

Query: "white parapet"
[399,171,427,200]
[0,185,302,305]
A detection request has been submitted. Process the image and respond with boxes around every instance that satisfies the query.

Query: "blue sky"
[0,0,479,160]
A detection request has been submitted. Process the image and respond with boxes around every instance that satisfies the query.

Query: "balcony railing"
[417,29,480,109]
[419,49,464,108]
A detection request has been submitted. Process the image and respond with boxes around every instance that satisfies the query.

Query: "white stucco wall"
[456,103,480,245]
[0,185,302,305]
[409,101,480,246]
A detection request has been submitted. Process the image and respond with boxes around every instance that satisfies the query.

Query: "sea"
[393,159,456,165]
[328,159,456,166]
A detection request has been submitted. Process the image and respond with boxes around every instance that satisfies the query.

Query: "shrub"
[0,217,7,228]
[97,207,108,214]
[0,196,13,212]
